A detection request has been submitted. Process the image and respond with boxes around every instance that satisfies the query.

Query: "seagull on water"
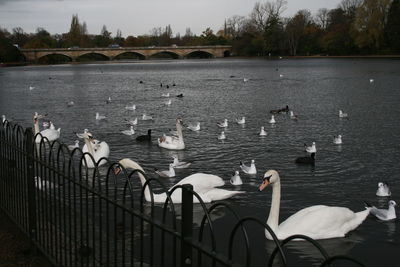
[236,117,246,124]
[217,119,228,128]
[376,182,391,197]
[155,164,176,178]
[339,110,348,118]
[142,114,153,121]
[68,140,80,150]
[96,112,106,120]
[230,171,243,185]
[121,126,135,136]
[240,159,256,174]
[304,142,317,153]
[259,126,267,136]
[125,104,136,111]
[269,115,276,124]
[171,156,192,169]
[365,200,396,221]
[218,131,226,140]
[333,135,342,145]
[187,122,200,131]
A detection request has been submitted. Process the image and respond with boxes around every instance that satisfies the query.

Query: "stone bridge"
[20,45,232,62]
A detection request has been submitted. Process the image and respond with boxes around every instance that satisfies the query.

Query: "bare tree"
[150,27,162,37]
[352,0,392,49]
[315,8,329,29]
[285,9,311,55]
[340,0,362,16]
[226,15,246,38]
[250,0,288,32]
[184,28,193,37]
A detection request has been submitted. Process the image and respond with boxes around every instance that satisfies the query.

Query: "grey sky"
[0,0,342,36]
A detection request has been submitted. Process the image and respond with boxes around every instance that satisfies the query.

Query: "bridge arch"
[113,51,146,60]
[37,53,72,64]
[76,52,110,62]
[148,50,180,59]
[223,50,231,57]
[185,50,214,59]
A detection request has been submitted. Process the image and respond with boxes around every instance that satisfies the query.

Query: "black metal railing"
[0,120,365,267]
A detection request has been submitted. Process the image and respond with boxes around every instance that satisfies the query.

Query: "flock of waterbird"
[1,75,395,241]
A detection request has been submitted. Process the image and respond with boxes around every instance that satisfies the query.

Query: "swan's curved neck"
[176,121,183,140]
[34,119,40,135]
[267,181,281,232]
[83,137,95,155]
[169,165,175,176]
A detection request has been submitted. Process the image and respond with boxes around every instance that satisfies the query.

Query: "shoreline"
[2,54,400,67]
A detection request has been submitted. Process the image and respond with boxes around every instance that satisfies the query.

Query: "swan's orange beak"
[259,179,270,191]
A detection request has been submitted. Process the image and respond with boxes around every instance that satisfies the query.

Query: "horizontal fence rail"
[0,120,365,267]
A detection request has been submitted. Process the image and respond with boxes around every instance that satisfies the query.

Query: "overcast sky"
[0,0,342,37]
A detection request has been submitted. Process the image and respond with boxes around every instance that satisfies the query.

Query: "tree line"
[1,0,399,63]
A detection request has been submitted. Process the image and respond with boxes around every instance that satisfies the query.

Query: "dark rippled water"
[1,58,400,266]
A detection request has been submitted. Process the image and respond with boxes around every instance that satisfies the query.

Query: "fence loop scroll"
[0,120,367,267]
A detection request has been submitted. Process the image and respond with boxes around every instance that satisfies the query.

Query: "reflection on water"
[1,58,400,266]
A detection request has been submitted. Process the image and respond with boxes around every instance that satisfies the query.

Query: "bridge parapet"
[20,45,232,62]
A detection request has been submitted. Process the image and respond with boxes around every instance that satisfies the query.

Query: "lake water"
[1,58,399,266]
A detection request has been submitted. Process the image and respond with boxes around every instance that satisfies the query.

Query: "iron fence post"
[181,184,193,267]
[25,127,37,240]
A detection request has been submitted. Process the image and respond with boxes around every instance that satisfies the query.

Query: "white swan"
[171,156,192,168]
[217,119,228,128]
[81,131,110,168]
[67,101,74,107]
[304,142,316,153]
[240,159,256,174]
[365,200,396,221]
[96,112,106,120]
[162,93,170,97]
[115,158,244,203]
[259,170,370,240]
[259,126,267,136]
[376,182,391,197]
[339,110,348,118]
[155,163,176,178]
[218,131,226,140]
[158,118,185,150]
[369,79,374,83]
[68,140,79,150]
[269,115,276,124]
[230,171,243,185]
[121,126,135,136]
[236,117,245,124]
[29,85,35,90]
[125,104,136,111]
[187,122,200,131]
[33,113,60,143]
[333,135,342,145]
[165,99,172,106]
[243,78,249,82]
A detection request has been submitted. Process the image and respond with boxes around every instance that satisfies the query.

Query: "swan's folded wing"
[279,206,365,239]
[175,173,224,192]
[204,188,244,201]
